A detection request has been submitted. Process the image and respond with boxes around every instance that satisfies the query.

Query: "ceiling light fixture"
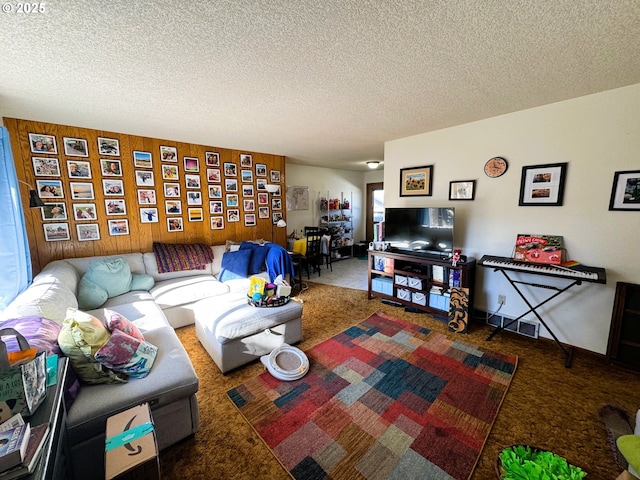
[367,161,380,169]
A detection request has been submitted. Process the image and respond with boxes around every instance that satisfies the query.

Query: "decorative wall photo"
[167,217,183,232]
[135,170,154,186]
[185,174,201,189]
[224,163,237,176]
[225,179,238,192]
[209,200,223,214]
[164,183,180,197]
[241,170,253,183]
[63,137,89,157]
[36,179,64,198]
[400,165,433,197]
[240,154,252,167]
[256,179,267,191]
[73,203,98,220]
[244,214,256,226]
[70,182,95,200]
[272,212,283,223]
[205,152,220,166]
[100,159,122,176]
[257,192,268,205]
[140,208,158,223]
[29,133,57,154]
[449,180,476,201]
[184,157,199,172]
[165,200,182,214]
[41,203,67,220]
[98,137,120,156]
[258,206,269,219]
[102,179,124,196]
[208,185,222,198]
[162,164,179,180]
[270,170,280,182]
[227,209,240,222]
[43,223,69,241]
[243,199,255,211]
[137,189,156,204]
[32,157,60,177]
[68,160,91,178]
[609,170,640,211]
[77,224,100,241]
[272,198,282,210]
[226,194,239,207]
[160,146,177,162]
[207,168,221,183]
[255,164,267,177]
[133,151,153,168]
[187,191,202,206]
[188,208,203,222]
[106,199,127,215]
[519,162,567,206]
[108,219,129,236]
[211,216,224,229]
[242,185,254,197]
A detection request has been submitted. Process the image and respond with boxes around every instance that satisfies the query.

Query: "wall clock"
[484,157,508,178]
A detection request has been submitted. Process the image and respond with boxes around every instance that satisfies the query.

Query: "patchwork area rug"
[227,312,518,480]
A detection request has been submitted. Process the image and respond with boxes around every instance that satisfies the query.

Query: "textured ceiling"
[1,0,639,171]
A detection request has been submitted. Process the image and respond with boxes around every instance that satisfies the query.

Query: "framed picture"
[77,223,100,241]
[98,137,120,156]
[137,189,157,205]
[257,192,269,205]
[256,178,267,191]
[272,198,282,210]
[108,219,129,236]
[519,162,567,206]
[244,214,256,226]
[41,202,67,220]
[29,133,57,154]
[272,212,283,224]
[211,216,224,229]
[243,199,255,211]
[209,200,223,214]
[73,203,98,220]
[224,163,237,177]
[241,170,253,183]
[270,170,281,182]
[226,194,239,207]
[188,208,203,222]
[63,137,89,157]
[162,164,179,180]
[227,209,240,222]
[160,146,177,162]
[449,180,476,201]
[208,185,223,198]
[240,154,252,167]
[100,159,122,176]
[184,157,199,173]
[164,183,180,197]
[165,200,182,215]
[36,179,64,199]
[70,182,95,200]
[256,164,267,177]
[135,170,154,186]
[102,179,124,196]
[167,217,183,232]
[400,165,433,197]
[43,223,69,241]
[205,152,220,167]
[242,185,254,197]
[105,199,127,216]
[140,208,158,223]
[32,157,60,177]
[609,170,640,211]
[258,206,269,219]
[185,174,201,189]
[133,151,153,168]
[187,191,202,206]
[225,178,238,192]
[67,160,91,179]
[207,168,221,183]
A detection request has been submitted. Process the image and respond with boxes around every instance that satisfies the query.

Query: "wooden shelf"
[607,282,640,371]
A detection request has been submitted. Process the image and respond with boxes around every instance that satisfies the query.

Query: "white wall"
[384,83,640,354]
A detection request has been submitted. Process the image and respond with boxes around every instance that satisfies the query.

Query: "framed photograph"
[102,179,124,196]
[258,206,270,219]
[41,202,67,221]
[519,162,567,206]
[67,160,91,179]
[105,199,127,216]
[108,219,129,236]
[449,180,476,201]
[257,192,269,205]
[272,198,282,210]
[137,189,156,205]
[188,208,203,222]
[43,223,69,241]
[167,217,183,232]
[272,212,283,224]
[185,174,201,189]
[36,179,64,199]
[209,200,223,214]
[240,154,252,167]
[241,170,253,183]
[100,159,122,176]
[207,168,221,183]
[32,157,60,177]
[225,178,238,192]
[187,191,202,206]
[205,152,220,167]
[226,194,239,207]
[211,216,224,229]
[256,164,267,177]
[256,178,267,191]
[77,224,100,241]
[165,200,182,215]
[29,133,57,154]
[63,137,89,157]
[184,157,199,173]
[160,146,177,162]
[224,163,237,177]
[208,185,223,198]
[270,170,281,182]
[73,203,98,220]
[242,185,254,197]
[140,208,159,223]
[135,170,154,186]
[164,183,180,197]
[244,214,256,226]
[162,164,179,180]
[133,151,153,168]
[400,165,433,197]
[227,209,240,222]
[98,137,120,156]
[243,199,255,211]
[70,182,95,200]
[609,170,640,211]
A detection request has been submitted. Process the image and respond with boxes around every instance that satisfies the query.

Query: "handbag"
[0,328,47,418]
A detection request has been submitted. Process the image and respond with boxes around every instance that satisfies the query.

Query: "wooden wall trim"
[5,118,287,274]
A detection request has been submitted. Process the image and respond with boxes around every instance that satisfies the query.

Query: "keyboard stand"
[485,269,583,368]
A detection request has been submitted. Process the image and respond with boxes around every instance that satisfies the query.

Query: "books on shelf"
[0,423,49,480]
[0,423,30,473]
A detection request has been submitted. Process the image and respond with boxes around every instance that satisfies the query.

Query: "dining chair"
[302,234,322,278]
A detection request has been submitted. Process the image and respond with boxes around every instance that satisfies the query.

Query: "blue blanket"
[265,243,295,282]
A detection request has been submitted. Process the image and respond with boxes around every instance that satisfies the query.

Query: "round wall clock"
[484,157,508,178]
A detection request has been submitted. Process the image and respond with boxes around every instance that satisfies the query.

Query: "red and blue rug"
[227,312,517,480]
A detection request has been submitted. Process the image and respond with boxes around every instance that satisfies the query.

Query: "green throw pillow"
[84,257,132,298]
[77,276,109,310]
[617,435,640,476]
[130,274,155,291]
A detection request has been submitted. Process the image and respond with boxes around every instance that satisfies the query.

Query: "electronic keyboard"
[478,255,606,284]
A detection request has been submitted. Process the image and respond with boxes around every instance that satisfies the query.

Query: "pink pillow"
[94,329,157,379]
[103,309,144,341]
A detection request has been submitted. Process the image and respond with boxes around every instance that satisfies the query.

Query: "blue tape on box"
[105,422,155,452]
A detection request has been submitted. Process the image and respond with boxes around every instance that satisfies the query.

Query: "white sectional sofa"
[0,243,303,479]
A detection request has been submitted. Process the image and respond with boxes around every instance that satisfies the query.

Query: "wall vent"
[482,312,540,339]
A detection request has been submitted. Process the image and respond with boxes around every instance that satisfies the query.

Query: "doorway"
[365,182,384,242]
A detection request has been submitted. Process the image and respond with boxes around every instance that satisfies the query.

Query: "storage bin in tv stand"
[367,250,475,317]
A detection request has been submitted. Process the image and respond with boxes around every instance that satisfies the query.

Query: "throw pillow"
[58,308,126,385]
[83,257,132,298]
[130,274,155,291]
[239,241,269,274]
[77,276,109,310]
[219,250,251,282]
[0,316,62,355]
[94,329,158,379]
[103,309,145,341]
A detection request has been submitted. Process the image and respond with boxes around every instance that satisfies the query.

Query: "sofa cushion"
[82,257,132,298]
[219,250,251,282]
[130,274,155,291]
[0,316,62,355]
[0,279,78,325]
[142,251,215,281]
[77,276,109,310]
[92,296,169,333]
[94,329,158,379]
[151,276,229,309]
[103,309,144,341]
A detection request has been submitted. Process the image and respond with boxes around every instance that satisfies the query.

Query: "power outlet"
[498,294,506,305]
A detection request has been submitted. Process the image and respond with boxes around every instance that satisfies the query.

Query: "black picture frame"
[609,170,640,211]
[400,165,433,197]
[449,180,476,201]
[518,163,567,206]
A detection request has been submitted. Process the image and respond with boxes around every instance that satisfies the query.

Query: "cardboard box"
[105,403,159,480]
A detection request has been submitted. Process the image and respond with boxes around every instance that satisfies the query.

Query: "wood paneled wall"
[5,118,287,274]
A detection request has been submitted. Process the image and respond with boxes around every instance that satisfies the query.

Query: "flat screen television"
[383,207,454,255]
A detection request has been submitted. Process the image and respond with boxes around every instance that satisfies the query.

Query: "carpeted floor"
[160,283,639,480]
